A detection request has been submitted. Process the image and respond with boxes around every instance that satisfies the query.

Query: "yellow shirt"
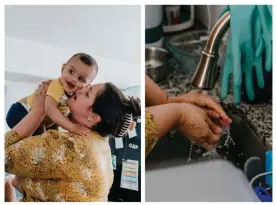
[5,130,114,202]
[145,109,159,157]
[26,79,70,126]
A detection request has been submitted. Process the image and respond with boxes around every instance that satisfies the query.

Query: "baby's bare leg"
[5,175,16,202]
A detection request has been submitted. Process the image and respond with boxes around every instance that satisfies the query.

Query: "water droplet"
[195,149,202,154]
[187,143,193,163]
[223,126,235,146]
[186,126,236,163]
[202,147,219,159]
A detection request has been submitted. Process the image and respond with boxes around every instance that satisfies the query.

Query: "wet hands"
[168,90,232,127]
[176,103,224,150]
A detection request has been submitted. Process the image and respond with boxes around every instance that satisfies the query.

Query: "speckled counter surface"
[156,66,272,149]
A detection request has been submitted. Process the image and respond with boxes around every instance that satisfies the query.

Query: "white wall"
[123,86,141,98]
[5,5,141,66]
[6,36,140,89]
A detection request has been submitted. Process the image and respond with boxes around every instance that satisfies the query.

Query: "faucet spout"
[191,11,230,90]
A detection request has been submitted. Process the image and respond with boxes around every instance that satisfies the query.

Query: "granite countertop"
[156,64,272,149]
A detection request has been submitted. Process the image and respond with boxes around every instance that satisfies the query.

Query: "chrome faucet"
[191,11,230,90]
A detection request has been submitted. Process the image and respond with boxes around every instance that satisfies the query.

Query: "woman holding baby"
[5,80,140,202]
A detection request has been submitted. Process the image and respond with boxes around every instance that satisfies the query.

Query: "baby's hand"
[69,124,91,136]
[11,176,23,193]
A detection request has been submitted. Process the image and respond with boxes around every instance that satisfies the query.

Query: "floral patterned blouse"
[145,109,159,157]
[5,129,114,202]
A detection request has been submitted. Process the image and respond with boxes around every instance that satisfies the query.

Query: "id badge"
[120,159,139,191]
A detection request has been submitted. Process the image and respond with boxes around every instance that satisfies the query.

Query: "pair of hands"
[167,91,232,150]
[32,81,91,136]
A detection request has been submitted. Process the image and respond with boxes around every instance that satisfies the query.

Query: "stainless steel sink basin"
[146,113,267,174]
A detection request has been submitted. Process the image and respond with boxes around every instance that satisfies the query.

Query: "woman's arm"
[145,75,169,106]
[146,104,181,138]
[145,103,222,156]
[145,105,180,156]
[19,177,106,201]
[5,82,50,146]
[5,129,77,179]
[5,108,45,147]
[5,81,70,179]
[18,178,90,202]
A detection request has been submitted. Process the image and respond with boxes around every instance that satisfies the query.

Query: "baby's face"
[60,57,97,94]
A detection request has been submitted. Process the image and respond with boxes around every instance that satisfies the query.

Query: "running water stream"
[187,126,235,163]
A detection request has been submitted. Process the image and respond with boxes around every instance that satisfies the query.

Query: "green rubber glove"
[255,5,272,72]
[220,5,264,103]
[242,11,264,101]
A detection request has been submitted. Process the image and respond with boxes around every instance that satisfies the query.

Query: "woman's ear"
[88,113,101,123]
[128,121,136,131]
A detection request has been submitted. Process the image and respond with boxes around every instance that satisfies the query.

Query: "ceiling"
[5,5,141,65]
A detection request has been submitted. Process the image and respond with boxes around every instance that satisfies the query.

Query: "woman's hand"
[147,103,224,151]
[32,80,51,116]
[11,80,52,138]
[175,103,222,150]
[168,91,232,126]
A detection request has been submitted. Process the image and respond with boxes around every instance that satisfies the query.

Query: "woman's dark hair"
[91,83,140,137]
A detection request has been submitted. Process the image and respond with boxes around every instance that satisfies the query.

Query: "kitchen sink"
[146,112,268,175]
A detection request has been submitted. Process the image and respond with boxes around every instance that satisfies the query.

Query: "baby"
[6,53,98,136]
